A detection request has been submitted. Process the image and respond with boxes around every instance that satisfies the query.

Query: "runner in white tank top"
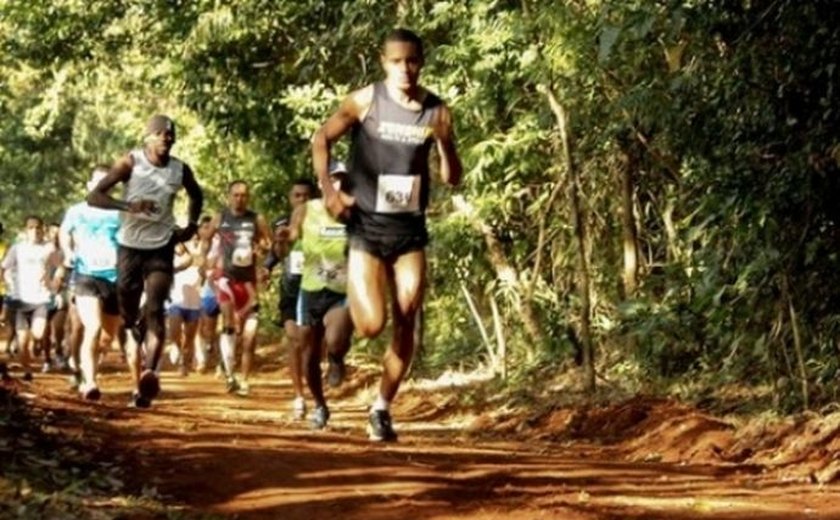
[87,114,204,409]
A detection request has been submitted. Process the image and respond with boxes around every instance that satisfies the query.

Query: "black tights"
[118,270,171,371]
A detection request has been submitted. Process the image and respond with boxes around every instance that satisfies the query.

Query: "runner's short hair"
[384,28,424,59]
[228,179,248,192]
[292,178,316,191]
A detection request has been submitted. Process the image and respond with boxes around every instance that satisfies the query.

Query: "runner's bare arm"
[181,164,204,226]
[58,211,75,268]
[86,154,152,213]
[201,214,222,259]
[254,214,273,286]
[173,243,192,272]
[255,214,272,254]
[433,104,462,187]
[312,86,372,217]
[287,204,307,243]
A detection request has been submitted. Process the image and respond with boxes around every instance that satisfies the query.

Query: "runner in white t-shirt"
[0,216,59,381]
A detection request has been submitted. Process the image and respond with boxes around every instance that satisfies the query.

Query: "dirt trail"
[13,347,840,520]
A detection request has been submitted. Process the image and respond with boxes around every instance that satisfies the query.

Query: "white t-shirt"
[171,265,202,309]
[1,242,55,305]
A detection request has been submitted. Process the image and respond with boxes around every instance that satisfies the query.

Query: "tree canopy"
[2,0,839,410]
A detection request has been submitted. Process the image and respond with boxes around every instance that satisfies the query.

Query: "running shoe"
[130,391,151,409]
[311,404,330,430]
[54,354,70,371]
[41,361,51,374]
[22,372,33,383]
[225,376,240,394]
[235,380,250,397]
[80,383,101,402]
[368,410,398,442]
[138,369,160,401]
[292,397,306,420]
[326,353,346,388]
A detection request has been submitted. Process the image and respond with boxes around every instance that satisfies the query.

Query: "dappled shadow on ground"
[6,342,840,519]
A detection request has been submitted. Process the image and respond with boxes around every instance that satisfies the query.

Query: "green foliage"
[2,0,840,409]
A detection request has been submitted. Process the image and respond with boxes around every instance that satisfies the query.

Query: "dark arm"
[86,154,133,211]
[181,163,204,224]
[434,104,463,187]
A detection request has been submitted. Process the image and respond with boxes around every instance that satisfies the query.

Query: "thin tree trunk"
[783,274,809,410]
[460,282,498,371]
[618,149,639,296]
[541,85,595,393]
[452,195,545,351]
[489,294,507,380]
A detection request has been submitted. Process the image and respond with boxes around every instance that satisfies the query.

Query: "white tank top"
[117,149,184,249]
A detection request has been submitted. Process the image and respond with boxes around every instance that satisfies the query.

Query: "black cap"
[145,114,176,136]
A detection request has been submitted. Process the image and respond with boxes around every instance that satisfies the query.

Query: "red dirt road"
[17,350,840,520]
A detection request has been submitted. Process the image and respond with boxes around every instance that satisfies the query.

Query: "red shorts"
[214,276,255,313]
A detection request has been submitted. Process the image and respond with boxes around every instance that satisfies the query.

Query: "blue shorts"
[201,295,220,318]
[168,305,201,323]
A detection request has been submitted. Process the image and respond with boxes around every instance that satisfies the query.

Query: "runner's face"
[289,185,311,209]
[381,41,423,92]
[149,129,175,156]
[330,174,345,193]
[228,184,249,212]
[24,219,42,243]
[197,221,213,241]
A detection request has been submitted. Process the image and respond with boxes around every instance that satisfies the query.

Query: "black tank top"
[347,82,442,237]
[218,208,258,282]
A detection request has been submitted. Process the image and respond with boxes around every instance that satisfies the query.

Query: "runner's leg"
[15,311,32,377]
[168,312,184,369]
[240,312,258,384]
[285,319,305,404]
[346,248,388,338]
[323,304,353,387]
[75,295,103,397]
[301,320,328,428]
[142,270,172,373]
[380,249,425,402]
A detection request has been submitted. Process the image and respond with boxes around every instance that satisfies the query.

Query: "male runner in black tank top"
[204,180,272,396]
[312,28,462,442]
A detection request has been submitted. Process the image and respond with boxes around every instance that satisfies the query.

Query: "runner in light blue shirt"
[56,167,123,401]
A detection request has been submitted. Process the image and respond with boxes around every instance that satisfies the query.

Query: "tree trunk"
[490,295,507,380]
[541,85,596,393]
[451,195,546,352]
[618,148,639,297]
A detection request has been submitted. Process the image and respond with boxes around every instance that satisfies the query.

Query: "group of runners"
[0,28,461,442]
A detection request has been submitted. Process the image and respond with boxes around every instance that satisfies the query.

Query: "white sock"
[195,337,207,366]
[220,333,236,378]
[372,395,390,412]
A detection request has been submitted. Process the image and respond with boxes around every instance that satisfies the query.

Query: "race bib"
[288,251,304,275]
[375,174,421,214]
[231,246,254,267]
